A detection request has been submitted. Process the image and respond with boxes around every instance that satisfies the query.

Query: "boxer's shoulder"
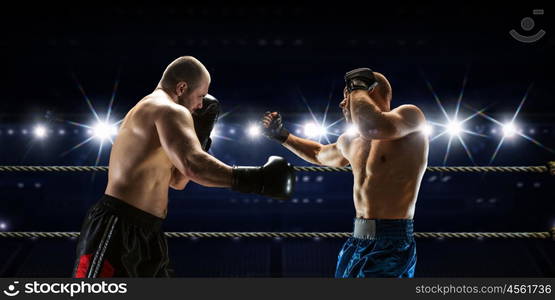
[392,104,425,125]
[337,132,362,147]
[139,93,193,121]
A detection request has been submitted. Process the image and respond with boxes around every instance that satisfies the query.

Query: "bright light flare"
[346,124,359,136]
[33,125,47,139]
[92,122,118,141]
[446,120,462,136]
[304,122,327,138]
[502,122,517,138]
[420,124,433,136]
[210,127,219,138]
[247,124,261,137]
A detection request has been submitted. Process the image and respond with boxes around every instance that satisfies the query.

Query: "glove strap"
[275,127,290,143]
[231,166,263,194]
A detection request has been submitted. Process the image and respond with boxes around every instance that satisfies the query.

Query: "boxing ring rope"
[0,231,554,240]
[1,162,552,240]
[0,161,553,174]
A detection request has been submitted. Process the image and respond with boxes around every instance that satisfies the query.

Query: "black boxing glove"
[231,156,295,200]
[344,68,378,92]
[261,111,290,143]
[193,94,220,151]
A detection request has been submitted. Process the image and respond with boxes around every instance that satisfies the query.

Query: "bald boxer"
[262,68,428,278]
[73,56,295,278]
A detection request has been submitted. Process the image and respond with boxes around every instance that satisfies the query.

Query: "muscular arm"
[349,90,426,140]
[169,166,189,190]
[155,105,232,188]
[283,134,349,167]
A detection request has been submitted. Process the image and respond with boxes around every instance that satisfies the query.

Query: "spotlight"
[502,122,517,138]
[92,122,118,141]
[33,125,47,139]
[346,125,359,136]
[7,129,14,135]
[247,124,261,137]
[303,122,326,138]
[0,222,6,230]
[446,120,462,136]
[420,124,433,136]
[58,129,66,135]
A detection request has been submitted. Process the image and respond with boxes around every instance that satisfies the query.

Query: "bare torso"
[337,131,428,219]
[105,91,189,218]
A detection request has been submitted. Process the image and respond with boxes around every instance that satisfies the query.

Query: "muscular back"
[105,91,184,218]
[337,131,428,219]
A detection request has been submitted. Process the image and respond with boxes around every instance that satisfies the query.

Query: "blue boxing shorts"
[335,218,416,278]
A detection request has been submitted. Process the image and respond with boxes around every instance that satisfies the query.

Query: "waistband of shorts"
[98,194,164,231]
[352,218,414,240]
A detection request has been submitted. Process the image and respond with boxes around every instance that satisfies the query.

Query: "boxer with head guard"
[262,68,428,278]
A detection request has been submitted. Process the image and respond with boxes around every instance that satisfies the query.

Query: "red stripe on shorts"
[75,254,115,278]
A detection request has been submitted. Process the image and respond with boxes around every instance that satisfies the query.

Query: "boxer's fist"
[231,156,295,200]
[193,94,220,151]
[261,111,289,143]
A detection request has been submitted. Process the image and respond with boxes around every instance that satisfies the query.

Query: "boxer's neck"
[154,86,179,103]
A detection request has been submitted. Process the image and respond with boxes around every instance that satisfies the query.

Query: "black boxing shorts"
[72,194,173,277]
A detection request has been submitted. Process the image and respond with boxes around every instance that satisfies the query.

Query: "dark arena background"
[1,3,554,277]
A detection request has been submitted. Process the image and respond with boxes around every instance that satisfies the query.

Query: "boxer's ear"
[175,81,189,96]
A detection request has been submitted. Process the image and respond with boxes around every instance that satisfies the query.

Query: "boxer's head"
[340,87,352,122]
[159,56,211,112]
[340,72,392,123]
[368,72,392,110]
